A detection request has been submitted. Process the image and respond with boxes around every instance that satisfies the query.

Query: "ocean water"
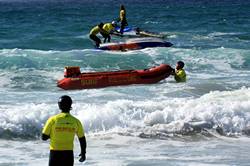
[1,0,250,165]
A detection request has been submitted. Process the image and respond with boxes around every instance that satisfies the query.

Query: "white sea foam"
[145,21,162,24]
[168,47,248,74]
[82,87,250,135]
[0,71,12,88]
[0,48,96,59]
[1,87,249,138]
[0,44,249,138]
[208,32,243,38]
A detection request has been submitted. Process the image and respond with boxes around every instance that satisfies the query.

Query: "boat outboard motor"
[64,66,81,78]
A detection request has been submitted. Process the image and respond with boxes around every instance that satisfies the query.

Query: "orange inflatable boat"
[57,64,173,90]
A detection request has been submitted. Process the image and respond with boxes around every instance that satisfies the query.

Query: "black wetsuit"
[89,34,101,47]
[100,32,111,43]
[120,19,128,34]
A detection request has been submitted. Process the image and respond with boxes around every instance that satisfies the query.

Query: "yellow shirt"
[120,10,126,21]
[90,26,101,35]
[175,69,186,82]
[103,23,115,33]
[42,112,84,150]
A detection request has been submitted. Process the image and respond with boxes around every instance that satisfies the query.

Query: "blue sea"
[1,0,250,165]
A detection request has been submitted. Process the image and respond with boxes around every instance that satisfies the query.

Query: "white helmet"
[111,21,117,26]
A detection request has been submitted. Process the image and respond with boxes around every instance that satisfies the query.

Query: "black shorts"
[100,32,109,38]
[100,32,111,42]
[49,150,74,166]
[89,34,101,44]
[121,19,128,27]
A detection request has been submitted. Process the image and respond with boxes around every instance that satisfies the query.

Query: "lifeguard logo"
[81,79,97,86]
[128,76,137,82]
[55,127,75,133]
[108,76,137,83]
[71,78,80,81]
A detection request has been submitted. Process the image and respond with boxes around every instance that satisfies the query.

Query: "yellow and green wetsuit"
[90,26,101,36]
[103,23,115,33]
[89,26,103,47]
[101,23,115,43]
[42,112,86,166]
[175,69,186,82]
[42,112,84,150]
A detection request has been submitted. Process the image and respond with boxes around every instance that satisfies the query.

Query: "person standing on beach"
[42,95,86,166]
[118,4,128,34]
